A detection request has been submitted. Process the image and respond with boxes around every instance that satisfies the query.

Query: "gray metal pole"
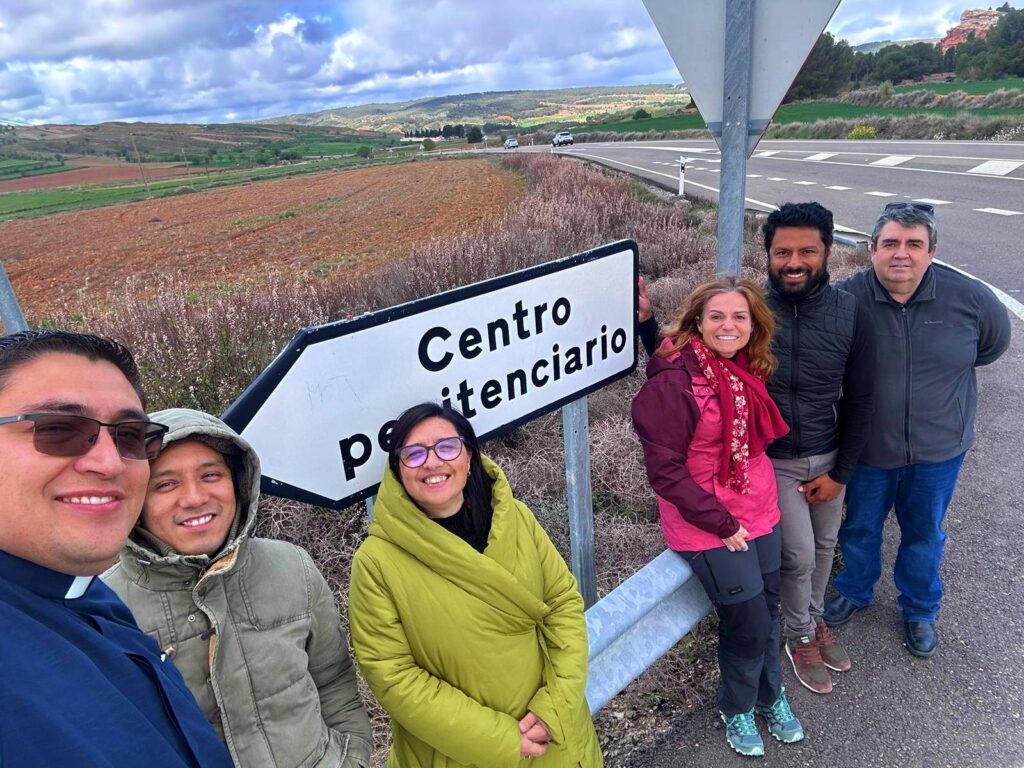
[716,0,755,276]
[365,494,375,520]
[0,263,27,333]
[563,396,597,608]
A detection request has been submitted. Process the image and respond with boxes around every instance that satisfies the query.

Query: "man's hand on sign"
[800,473,844,505]
[638,276,653,323]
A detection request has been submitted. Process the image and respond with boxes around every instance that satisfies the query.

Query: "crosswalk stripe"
[825,185,852,190]
[793,180,816,185]
[871,155,914,167]
[968,160,1023,175]
[865,191,896,197]
[768,177,787,181]
[754,150,780,157]
[913,198,951,205]
[806,153,836,161]
[974,207,1022,216]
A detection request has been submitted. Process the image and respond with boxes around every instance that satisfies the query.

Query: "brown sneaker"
[785,636,832,694]
[815,618,852,672]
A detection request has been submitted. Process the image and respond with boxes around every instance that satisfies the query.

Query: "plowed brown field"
[0,159,522,319]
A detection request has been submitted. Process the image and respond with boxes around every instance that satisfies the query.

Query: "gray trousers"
[772,451,845,640]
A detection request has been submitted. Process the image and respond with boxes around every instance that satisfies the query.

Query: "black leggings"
[685,526,783,715]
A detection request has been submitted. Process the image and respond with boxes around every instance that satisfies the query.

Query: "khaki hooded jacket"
[103,408,372,768]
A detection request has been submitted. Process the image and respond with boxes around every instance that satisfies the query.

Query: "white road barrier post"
[678,158,686,196]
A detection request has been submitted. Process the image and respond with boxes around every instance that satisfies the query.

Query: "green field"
[893,77,1024,94]
[0,153,415,221]
[0,159,80,181]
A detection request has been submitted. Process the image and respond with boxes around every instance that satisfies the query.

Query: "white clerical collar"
[64,575,94,600]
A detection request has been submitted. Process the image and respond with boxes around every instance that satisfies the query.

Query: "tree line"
[786,4,1024,101]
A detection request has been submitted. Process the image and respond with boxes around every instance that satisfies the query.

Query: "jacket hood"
[123,408,261,570]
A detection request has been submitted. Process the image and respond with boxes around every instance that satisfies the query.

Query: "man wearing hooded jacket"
[103,408,372,768]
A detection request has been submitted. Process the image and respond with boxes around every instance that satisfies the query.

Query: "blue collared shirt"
[0,549,233,768]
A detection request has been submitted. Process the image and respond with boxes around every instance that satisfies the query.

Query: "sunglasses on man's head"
[0,413,169,461]
[883,201,935,215]
[397,436,465,468]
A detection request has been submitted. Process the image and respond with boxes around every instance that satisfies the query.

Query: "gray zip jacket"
[838,264,1010,468]
[103,409,372,768]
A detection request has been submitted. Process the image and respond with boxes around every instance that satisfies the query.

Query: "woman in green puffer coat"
[348,402,602,768]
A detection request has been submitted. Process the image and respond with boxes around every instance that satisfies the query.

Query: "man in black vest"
[640,202,875,695]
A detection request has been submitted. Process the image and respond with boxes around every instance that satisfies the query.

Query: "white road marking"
[806,152,836,161]
[974,207,1022,216]
[747,174,762,178]
[913,198,951,205]
[768,177,788,181]
[967,160,1023,176]
[871,155,914,166]
[825,185,852,190]
[865,191,897,197]
[793,180,816,185]
[754,150,780,157]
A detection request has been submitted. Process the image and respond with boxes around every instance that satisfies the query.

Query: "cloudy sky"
[0,1,1018,125]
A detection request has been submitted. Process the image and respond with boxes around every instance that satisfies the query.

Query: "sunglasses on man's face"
[883,201,935,215]
[0,413,169,461]
[397,436,466,468]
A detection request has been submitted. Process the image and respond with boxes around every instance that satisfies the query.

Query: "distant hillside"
[852,38,942,54]
[262,84,691,132]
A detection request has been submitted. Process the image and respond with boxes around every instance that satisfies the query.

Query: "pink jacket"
[632,347,781,553]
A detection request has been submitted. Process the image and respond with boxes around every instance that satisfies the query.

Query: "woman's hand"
[720,525,749,552]
[519,711,550,757]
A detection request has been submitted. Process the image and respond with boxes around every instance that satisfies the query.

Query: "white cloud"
[1,1,1022,125]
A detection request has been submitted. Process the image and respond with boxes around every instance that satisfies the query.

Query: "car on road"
[504,137,519,149]
[552,131,574,147]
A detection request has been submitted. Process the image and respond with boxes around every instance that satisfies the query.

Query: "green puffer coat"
[103,408,373,768]
[349,456,602,768]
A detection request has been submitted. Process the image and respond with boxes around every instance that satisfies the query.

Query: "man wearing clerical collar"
[0,329,232,768]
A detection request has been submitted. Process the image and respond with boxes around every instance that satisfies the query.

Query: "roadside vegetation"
[41,154,865,765]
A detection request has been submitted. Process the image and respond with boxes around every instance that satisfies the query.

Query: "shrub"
[355,146,372,159]
[420,138,436,151]
[633,108,652,120]
[847,124,877,139]
[879,80,895,99]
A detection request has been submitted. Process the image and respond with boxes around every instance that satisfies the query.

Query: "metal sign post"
[716,0,754,275]
[563,397,597,607]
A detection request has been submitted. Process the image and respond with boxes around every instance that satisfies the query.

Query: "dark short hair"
[388,402,492,535]
[762,201,834,253]
[0,329,146,407]
[870,205,938,250]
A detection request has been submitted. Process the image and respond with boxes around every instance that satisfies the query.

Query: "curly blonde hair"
[657,276,778,379]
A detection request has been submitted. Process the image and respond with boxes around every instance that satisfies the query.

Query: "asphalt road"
[551,139,1024,300]
[527,138,1024,767]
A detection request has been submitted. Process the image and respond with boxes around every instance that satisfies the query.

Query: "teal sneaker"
[756,687,805,744]
[720,710,765,756]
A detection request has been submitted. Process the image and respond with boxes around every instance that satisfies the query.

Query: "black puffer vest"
[766,282,858,459]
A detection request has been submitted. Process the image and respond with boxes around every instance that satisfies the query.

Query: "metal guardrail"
[584,549,711,714]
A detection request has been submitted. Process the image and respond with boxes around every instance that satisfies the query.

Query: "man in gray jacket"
[104,408,373,767]
[823,203,1011,658]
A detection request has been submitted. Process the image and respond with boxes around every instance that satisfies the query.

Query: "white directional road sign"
[642,0,840,155]
[222,241,638,510]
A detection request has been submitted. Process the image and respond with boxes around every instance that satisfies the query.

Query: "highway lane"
[552,139,1024,301]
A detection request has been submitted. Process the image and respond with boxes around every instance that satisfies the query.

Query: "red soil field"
[0,159,522,319]
[0,163,199,193]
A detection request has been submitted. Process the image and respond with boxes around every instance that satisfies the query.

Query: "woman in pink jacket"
[632,276,802,758]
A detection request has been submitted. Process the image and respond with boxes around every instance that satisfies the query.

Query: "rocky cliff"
[939,8,1005,52]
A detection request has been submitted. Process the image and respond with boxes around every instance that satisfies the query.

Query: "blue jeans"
[835,453,966,623]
